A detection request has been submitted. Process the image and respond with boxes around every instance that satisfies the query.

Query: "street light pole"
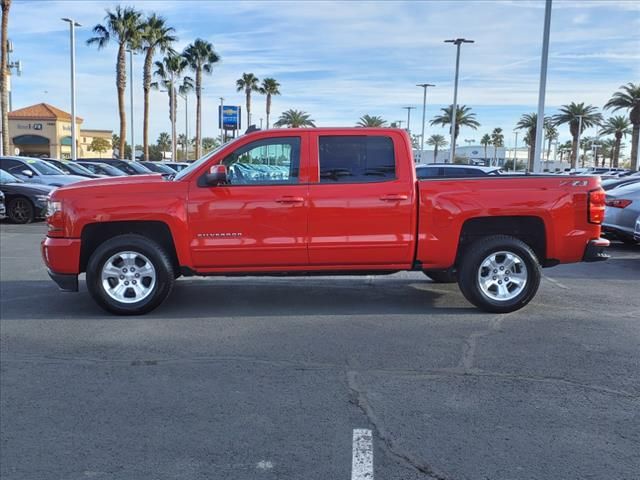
[532,0,553,173]
[403,106,415,135]
[416,83,435,162]
[445,38,474,163]
[126,48,136,161]
[62,18,81,160]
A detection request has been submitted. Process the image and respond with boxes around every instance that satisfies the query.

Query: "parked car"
[634,215,640,243]
[602,182,640,244]
[161,162,190,172]
[0,190,5,220]
[416,163,503,179]
[0,169,54,223]
[44,158,104,178]
[76,161,127,177]
[0,157,86,187]
[79,158,153,175]
[43,128,608,315]
[139,161,176,176]
[601,177,640,191]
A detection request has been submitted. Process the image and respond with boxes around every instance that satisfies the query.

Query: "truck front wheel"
[86,234,175,315]
[457,235,541,313]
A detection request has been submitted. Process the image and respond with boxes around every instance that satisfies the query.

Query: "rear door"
[307,133,416,267]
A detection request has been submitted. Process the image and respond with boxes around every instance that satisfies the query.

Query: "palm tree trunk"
[614,135,622,168]
[195,67,202,159]
[142,49,153,161]
[546,137,552,160]
[171,85,177,161]
[570,135,578,169]
[0,0,10,155]
[631,124,639,171]
[246,90,251,128]
[434,145,438,162]
[116,43,127,158]
[266,93,271,129]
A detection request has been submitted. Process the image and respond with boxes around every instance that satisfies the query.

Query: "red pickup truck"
[42,128,608,315]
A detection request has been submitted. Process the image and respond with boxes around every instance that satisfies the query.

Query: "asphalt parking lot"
[1,222,639,480]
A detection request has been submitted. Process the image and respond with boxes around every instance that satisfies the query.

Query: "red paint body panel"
[42,128,604,279]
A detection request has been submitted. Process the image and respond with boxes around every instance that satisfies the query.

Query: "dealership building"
[7,103,113,159]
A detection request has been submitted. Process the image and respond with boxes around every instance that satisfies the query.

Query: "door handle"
[380,194,408,201]
[276,196,305,204]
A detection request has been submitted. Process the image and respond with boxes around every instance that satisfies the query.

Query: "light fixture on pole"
[532,0,553,173]
[125,48,136,161]
[416,83,435,162]
[62,18,81,161]
[403,106,416,135]
[444,37,474,163]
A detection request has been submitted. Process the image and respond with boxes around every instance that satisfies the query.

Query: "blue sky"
[8,0,640,147]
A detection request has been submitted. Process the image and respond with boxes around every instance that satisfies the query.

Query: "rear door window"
[319,136,396,183]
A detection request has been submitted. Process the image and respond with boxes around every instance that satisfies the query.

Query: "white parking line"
[352,428,373,480]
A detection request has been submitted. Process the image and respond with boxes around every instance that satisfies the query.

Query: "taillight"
[588,189,606,224]
[605,198,632,209]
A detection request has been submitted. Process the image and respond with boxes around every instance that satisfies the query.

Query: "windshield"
[126,161,153,174]
[0,169,22,184]
[143,162,175,174]
[64,162,94,176]
[26,159,65,175]
[173,141,238,181]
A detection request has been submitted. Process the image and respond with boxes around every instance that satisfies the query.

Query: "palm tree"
[274,109,315,128]
[579,136,594,168]
[87,6,143,158]
[426,134,447,162]
[599,115,631,168]
[151,53,190,161]
[491,128,504,166]
[356,115,387,127]
[236,73,260,128]
[599,138,616,168]
[430,105,480,161]
[202,137,219,151]
[558,140,572,164]
[544,121,558,161]
[604,83,640,170]
[552,102,603,169]
[259,78,281,129]
[157,132,170,159]
[183,39,220,159]
[139,14,175,162]
[1,0,11,154]
[480,134,491,162]
[515,113,542,171]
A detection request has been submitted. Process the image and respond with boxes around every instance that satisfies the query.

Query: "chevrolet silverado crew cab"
[42,128,609,315]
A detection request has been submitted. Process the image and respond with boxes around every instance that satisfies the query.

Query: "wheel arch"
[80,221,180,273]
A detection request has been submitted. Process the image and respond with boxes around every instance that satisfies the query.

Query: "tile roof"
[8,103,83,123]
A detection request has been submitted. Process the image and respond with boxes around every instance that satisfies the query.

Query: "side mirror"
[21,169,34,178]
[204,165,228,186]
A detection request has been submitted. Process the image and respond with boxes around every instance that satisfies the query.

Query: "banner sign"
[219,105,241,130]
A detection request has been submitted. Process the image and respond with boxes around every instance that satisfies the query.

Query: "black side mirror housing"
[201,165,228,186]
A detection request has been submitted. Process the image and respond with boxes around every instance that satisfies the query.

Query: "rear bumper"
[582,238,610,262]
[47,269,78,292]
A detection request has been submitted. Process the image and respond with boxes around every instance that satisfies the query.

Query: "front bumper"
[47,269,78,292]
[582,238,610,262]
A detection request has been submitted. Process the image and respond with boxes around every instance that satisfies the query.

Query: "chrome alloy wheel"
[477,251,528,302]
[101,251,156,304]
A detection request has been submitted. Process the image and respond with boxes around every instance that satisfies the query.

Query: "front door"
[187,135,309,269]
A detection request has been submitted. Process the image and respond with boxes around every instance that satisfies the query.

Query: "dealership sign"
[218,105,241,130]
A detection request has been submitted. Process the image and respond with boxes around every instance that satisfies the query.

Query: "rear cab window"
[318,136,396,183]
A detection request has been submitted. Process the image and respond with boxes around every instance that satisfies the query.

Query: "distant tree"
[201,136,219,151]
[599,115,632,168]
[89,137,111,158]
[156,132,171,158]
[430,105,480,161]
[490,128,504,166]
[480,134,491,161]
[516,113,551,171]
[543,121,558,161]
[274,109,315,128]
[604,83,640,170]
[356,115,387,127]
[552,102,603,169]
[236,72,260,128]
[426,134,447,162]
[259,77,281,129]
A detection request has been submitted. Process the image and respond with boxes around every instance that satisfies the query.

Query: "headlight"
[46,199,62,216]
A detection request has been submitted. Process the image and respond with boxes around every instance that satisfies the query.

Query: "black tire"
[7,197,34,224]
[86,234,175,315]
[457,235,541,313]
[423,269,457,283]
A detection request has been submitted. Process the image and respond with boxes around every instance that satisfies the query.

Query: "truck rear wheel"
[457,235,540,313]
[86,234,175,315]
